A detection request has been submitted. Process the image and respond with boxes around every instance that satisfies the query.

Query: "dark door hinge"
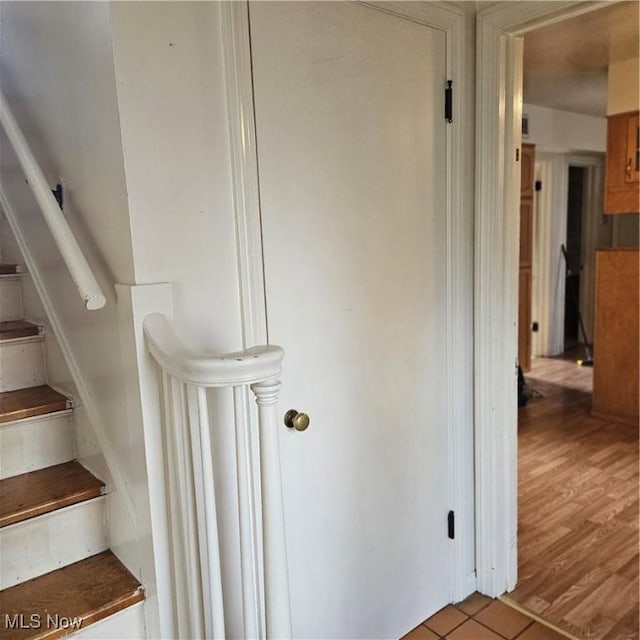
[448,510,455,539]
[445,80,453,123]
[535,180,542,191]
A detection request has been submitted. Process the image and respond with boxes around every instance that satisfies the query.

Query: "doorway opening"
[475,3,639,640]
[509,5,639,640]
[563,166,585,352]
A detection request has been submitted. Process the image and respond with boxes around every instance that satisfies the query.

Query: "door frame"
[569,154,606,348]
[531,152,569,357]
[220,0,476,613]
[474,0,612,597]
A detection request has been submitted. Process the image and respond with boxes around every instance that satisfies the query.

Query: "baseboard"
[591,409,639,428]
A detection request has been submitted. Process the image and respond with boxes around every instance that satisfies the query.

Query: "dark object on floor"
[561,244,594,366]
[518,365,528,407]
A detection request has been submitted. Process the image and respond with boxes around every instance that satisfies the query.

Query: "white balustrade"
[143,313,290,639]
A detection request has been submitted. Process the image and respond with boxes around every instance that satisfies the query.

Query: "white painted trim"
[221,11,273,633]
[221,1,268,349]
[0,187,138,542]
[116,282,174,640]
[474,0,613,597]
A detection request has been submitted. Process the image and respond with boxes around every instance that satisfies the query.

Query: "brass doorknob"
[284,409,310,431]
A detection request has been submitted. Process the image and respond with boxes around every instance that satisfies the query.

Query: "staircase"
[0,261,145,639]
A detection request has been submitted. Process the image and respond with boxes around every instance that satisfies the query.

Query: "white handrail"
[143,313,291,639]
[0,92,106,310]
[144,312,283,386]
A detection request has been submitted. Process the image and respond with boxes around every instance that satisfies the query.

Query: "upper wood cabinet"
[605,110,640,214]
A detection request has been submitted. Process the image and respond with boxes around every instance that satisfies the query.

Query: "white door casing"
[475,0,614,598]
[221,1,473,636]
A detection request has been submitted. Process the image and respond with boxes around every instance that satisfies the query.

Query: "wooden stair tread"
[0,264,18,275]
[0,550,144,640]
[0,321,40,341]
[0,386,69,424]
[0,461,104,528]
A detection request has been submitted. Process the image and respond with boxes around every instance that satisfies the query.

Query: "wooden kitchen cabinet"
[592,248,639,426]
[518,144,535,371]
[605,110,640,214]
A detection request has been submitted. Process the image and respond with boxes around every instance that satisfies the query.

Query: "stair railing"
[0,92,105,310]
[143,312,291,639]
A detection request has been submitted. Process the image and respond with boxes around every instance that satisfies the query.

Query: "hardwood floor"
[510,354,639,640]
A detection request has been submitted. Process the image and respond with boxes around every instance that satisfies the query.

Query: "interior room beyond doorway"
[512,354,638,640]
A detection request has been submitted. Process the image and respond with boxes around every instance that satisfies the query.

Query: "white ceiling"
[523,2,640,118]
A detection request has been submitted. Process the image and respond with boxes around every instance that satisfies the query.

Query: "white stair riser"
[0,276,23,321]
[0,496,107,589]
[69,602,145,639]
[0,337,46,392]
[0,410,74,480]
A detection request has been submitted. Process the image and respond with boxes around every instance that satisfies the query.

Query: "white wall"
[110,2,242,352]
[523,103,606,154]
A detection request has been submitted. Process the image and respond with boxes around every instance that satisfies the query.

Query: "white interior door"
[250,3,450,637]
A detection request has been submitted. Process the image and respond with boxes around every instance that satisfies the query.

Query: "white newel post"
[251,379,292,640]
[143,313,288,639]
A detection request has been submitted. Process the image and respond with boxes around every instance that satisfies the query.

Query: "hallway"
[509,355,639,639]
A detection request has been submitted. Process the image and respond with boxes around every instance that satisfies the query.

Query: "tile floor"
[402,594,569,640]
